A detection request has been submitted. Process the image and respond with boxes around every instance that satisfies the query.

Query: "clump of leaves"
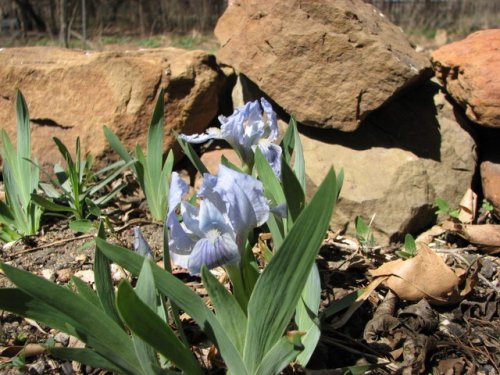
[435,197,460,219]
[395,233,418,259]
[0,90,43,242]
[31,137,131,233]
[0,98,345,373]
[104,89,173,222]
[355,215,376,250]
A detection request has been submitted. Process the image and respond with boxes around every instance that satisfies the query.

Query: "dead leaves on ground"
[369,243,477,305]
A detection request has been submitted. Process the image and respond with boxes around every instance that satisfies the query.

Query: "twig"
[6,219,158,258]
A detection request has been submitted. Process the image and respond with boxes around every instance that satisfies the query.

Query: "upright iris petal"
[133,226,154,259]
[179,98,281,176]
[166,166,269,275]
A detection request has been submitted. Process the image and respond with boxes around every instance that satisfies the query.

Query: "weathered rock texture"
[300,81,476,243]
[432,29,500,128]
[215,0,431,131]
[0,47,227,167]
[478,128,500,215]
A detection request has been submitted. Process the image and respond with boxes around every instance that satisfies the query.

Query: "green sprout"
[395,233,418,259]
[104,88,173,222]
[31,137,131,233]
[435,197,460,219]
[355,215,376,250]
[0,90,43,242]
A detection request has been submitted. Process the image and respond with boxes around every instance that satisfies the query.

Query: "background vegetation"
[366,0,500,38]
[1,0,498,50]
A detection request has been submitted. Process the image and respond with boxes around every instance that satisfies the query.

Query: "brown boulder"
[215,0,431,131]
[0,47,227,167]
[300,80,477,244]
[432,29,500,128]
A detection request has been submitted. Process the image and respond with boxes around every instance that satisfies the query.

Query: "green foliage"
[395,233,418,259]
[104,89,174,221]
[31,137,130,231]
[0,101,347,373]
[355,216,376,250]
[481,199,494,213]
[435,197,460,219]
[0,90,43,242]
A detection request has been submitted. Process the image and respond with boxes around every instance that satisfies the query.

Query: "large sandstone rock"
[301,81,477,243]
[0,47,227,167]
[215,0,431,131]
[432,30,500,128]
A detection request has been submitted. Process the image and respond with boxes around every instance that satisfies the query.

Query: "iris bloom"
[133,226,154,259]
[167,165,269,274]
[179,98,282,177]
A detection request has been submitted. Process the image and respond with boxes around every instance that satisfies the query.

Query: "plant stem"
[163,221,189,346]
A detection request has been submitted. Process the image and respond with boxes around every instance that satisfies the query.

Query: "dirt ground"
[0,175,498,374]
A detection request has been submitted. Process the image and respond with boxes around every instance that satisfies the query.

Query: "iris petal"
[168,172,189,226]
[198,199,234,236]
[188,232,240,275]
[255,142,282,178]
[133,226,154,258]
[215,165,269,228]
[178,127,222,144]
[181,202,204,238]
[260,98,278,141]
[168,217,195,255]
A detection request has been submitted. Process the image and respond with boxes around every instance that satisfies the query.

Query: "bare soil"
[1,184,499,374]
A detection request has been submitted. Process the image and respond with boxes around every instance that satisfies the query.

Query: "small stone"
[110,264,127,283]
[54,332,70,346]
[74,270,95,284]
[75,254,87,262]
[56,268,73,283]
[41,269,55,281]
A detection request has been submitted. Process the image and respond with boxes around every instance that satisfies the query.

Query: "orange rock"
[0,47,227,168]
[215,0,430,131]
[432,29,500,128]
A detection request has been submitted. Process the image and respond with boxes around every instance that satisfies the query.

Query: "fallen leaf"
[461,224,500,249]
[458,188,477,223]
[369,244,465,305]
[442,222,500,252]
[415,225,446,245]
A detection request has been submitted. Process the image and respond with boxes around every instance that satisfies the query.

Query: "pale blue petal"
[271,203,288,218]
[168,215,195,255]
[133,226,154,258]
[198,199,234,235]
[220,165,269,227]
[214,165,269,231]
[168,172,189,226]
[181,201,204,238]
[198,173,227,214]
[260,98,278,141]
[256,142,282,178]
[178,127,222,144]
[188,233,240,275]
[170,252,190,269]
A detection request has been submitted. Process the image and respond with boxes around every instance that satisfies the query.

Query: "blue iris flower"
[133,226,154,259]
[179,98,282,177]
[166,166,270,275]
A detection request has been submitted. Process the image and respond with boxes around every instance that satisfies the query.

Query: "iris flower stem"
[225,263,250,312]
[163,221,190,347]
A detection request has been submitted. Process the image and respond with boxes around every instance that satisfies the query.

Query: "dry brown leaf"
[415,225,446,245]
[458,188,477,224]
[369,244,462,305]
[461,224,500,249]
[442,222,500,252]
